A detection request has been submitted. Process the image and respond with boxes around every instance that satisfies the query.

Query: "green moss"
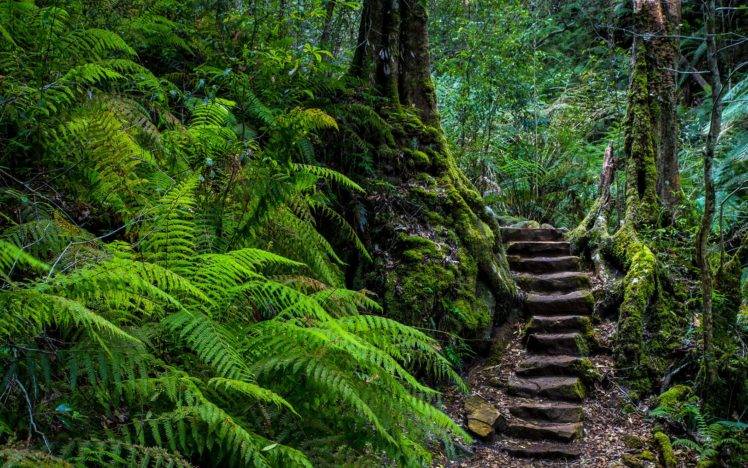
[605,223,658,396]
[575,333,590,357]
[653,431,676,468]
[403,148,431,170]
[623,40,659,226]
[656,385,692,408]
[575,357,603,384]
[623,434,645,450]
[342,105,518,347]
[639,450,656,462]
[621,453,644,467]
[558,379,586,401]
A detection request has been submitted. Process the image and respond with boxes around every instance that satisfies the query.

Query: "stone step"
[497,416,583,442]
[501,441,581,459]
[516,355,586,377]
[506,376,586,402]
[526,332,588,356]
[506,241,570,257]
[527,315,592,334]
[525,290,593,315]
[501,228,564,242]
[515,271,591,293]
[508,255,579,274]
[509,402,583,423]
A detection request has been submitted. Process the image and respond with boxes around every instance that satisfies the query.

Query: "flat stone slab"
[506,376,586,402]
[501,228,563,242]
[509,402,583,423]
[507,241,570,256]
[464,395,500,439]
[527,315,592,334]
[516,271,591,293]
[501,441,581,459]
[526,290,593,315]
[497,415,583,442]
[517,354,586,377]
[527,332,588,356]
[508,255,580,274]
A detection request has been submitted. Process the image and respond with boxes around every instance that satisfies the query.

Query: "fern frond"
[0,240,49,280]
[163,311,252,381]
[209,377,298,415]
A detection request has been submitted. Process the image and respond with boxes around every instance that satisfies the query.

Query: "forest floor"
[435,319,677,467]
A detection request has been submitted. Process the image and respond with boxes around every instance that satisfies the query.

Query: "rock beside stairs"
[464,395,500,439]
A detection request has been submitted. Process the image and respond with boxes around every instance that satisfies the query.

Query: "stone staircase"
[498,227,594,460]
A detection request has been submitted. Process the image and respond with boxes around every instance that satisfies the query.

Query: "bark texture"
[629,0,682,221]
[351,0,438,124]
[337,0,516,346]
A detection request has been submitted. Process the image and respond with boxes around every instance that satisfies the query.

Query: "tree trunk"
[599,144,618,208]
[351,0,438,124]
[319,0,336,49]
[696,0,722,400]
[626,0,682,223]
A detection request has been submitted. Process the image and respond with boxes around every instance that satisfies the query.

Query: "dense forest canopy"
[0,0,745,466]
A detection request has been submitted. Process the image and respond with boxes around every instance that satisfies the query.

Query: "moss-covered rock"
[653,431,676,468]
[656,384,692,408]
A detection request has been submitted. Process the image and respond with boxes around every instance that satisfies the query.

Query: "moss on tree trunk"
[325,0,517,349]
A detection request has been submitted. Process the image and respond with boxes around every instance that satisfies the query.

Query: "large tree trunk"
[336,0,517,346]
[626,0,682,223]
[351,0,438,124]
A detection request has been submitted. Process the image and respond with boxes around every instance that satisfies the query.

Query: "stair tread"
[530,331,581,338]
[507,241,571,256]
[520,354,582,366]
[527,332,587,356]
[499,416,583,442]
[508,255,581,274]
[509,402,583,423]
[501,440,581,459]
[526,290,593,315]
[506,376,586,402]
[501,228,564,242]
[527,290,592,300]
[509,255,579,263]
[517,271,590,279]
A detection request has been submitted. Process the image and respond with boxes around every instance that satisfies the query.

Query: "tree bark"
[599,144,618,207]
[628,0,683,222]
[696,0,722,400]
[320,0,337,49]
[351,0,438,124]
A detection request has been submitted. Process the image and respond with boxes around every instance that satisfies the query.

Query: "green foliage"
[0,2,467,466]
[651,398,747,466]
[430,0,628,226]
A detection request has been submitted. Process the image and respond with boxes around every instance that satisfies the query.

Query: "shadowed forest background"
[0,0,745,466]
